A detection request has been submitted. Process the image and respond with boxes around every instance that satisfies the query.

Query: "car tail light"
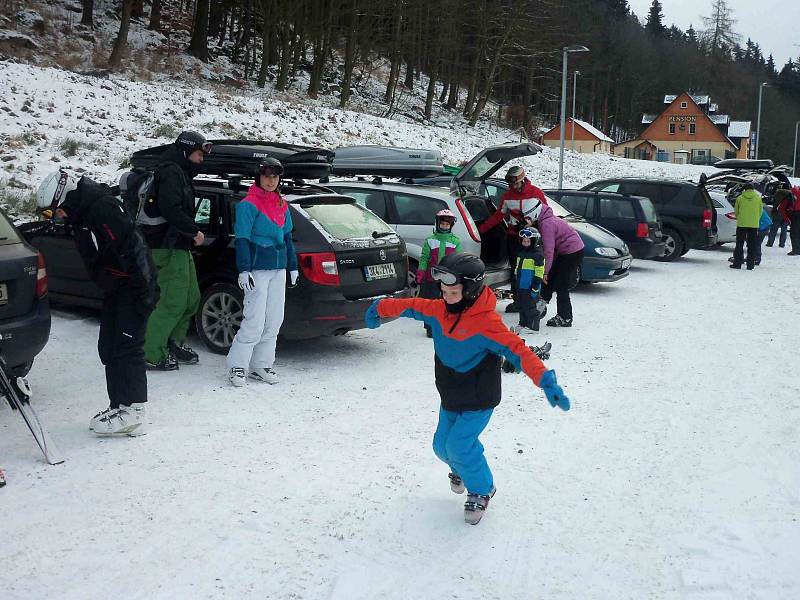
[35,252,48,298]
[298,252,340,286]
[725,211,736,220]
[702,209,712,229]
[636,223,649,238]
[455,198,481,243]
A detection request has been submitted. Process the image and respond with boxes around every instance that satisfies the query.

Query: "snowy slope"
[0,60,718,219]
[1,245,799,599]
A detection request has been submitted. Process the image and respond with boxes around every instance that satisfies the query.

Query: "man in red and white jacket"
[478,166,548,311]
[778,185,800,255]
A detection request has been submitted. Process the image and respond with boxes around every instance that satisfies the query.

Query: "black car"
[0,209,51,376]
[580,178,718,261]
[21,142,411,354]
[543,190,665,259]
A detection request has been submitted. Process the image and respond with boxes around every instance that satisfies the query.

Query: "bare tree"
[148,0,162,31]
[188,0,211,62]
[701,0,741,58]
[80,0,94,27]
[108,0,134,70]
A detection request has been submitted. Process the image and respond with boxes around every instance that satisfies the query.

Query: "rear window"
[557,194,592,217]
[599,197,635,219]
[301,198,393,240]
[392,192,448,225]
[638,198,658,222]
[0,210,22,245]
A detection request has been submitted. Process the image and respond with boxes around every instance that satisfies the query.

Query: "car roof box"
[331,146,443,178]
[712,158,774,171]
[130,140,334,179]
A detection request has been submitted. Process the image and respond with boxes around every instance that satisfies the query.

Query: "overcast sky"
[626,0,799,67]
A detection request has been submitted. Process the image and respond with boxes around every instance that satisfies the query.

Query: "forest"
[82,0,800,166]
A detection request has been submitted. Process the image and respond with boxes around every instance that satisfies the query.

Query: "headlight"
[594,247,618,257]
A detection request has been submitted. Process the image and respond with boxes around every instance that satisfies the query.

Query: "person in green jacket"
[731,182,763,270]
[415,209,462,337]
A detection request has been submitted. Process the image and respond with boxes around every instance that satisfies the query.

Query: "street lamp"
[559,45,589,189]
[571,70,580,152]
[794,120,799,177]
[755,82,768,159]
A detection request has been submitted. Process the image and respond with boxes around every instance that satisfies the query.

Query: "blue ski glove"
[539,370,570,411]
[365,299,382,329]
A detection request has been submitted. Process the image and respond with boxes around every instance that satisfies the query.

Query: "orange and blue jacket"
[374,287,549,411]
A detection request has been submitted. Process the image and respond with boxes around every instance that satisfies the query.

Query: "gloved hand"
[238,271,255,292]
[415,270,425,285]
[365,299,382,329]
[289,270,299,286]
[539,370,570,411]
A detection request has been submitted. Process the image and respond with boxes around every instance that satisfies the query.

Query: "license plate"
[364,263,396,281]
[621,258,632,269]
[0,283,7,305]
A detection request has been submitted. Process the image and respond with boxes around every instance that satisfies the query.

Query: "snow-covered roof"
[642,114,657,125]
[664,94,709,105]
[710,114,730,125]
[728,121,751,138]
[573,118,613,142]
[709,103,718,113]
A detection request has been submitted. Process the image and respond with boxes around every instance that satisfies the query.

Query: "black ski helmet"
[175,131,211,158]
[433,252,486,302]
[255,156,284,179]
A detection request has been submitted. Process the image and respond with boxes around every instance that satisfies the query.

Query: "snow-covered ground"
[0,60,719,221]
[2,245,799,599]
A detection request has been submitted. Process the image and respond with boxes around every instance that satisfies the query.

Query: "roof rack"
[131,139,334,179]
[330,145,443,178]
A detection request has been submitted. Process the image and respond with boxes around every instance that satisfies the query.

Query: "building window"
[669,123,676,135]
[680,101,688,109]
[689,123,696,134]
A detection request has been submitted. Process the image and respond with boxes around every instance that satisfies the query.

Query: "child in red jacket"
[365,253,570,525]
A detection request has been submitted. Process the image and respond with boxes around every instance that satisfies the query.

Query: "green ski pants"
[144,249,201,363]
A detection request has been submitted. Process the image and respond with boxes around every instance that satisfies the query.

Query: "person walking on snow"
[478,166,547,313]
[142,131,209,371]
[365,252,570,525]
[227,158,298,387]
[513,228,545,334]
[526,201,584,327]
[730,182,763,269]
[36,171,158,436]
[415,209,462,337]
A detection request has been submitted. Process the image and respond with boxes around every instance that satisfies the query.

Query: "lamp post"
[559,45,589,189]
[794,120,799,177]
[571,70,580,152]
[755,82,768,159]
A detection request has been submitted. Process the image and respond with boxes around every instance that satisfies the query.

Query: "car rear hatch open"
[330,145,443,178]
[291,195,407,300]
[451,142,542,196]
[131,140,334,180]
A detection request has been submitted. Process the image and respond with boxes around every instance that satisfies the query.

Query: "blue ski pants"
[432,407,494,495]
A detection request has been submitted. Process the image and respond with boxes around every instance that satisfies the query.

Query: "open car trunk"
[461,194,508,269]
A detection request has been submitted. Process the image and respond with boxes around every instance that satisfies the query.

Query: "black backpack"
[118,168,166,226]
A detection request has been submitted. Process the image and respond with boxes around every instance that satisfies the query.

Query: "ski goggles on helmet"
[430,266,485,286]
[257,165,283,177]
[519,228,539,238]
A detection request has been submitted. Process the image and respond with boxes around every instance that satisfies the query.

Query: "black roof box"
[331,145,443,178]
[712,159,774,171]
[130,140,334,179]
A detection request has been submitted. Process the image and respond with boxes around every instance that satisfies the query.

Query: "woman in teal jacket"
[226,158,298,386]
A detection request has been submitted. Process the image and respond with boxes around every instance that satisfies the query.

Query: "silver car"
[707,189,737,244]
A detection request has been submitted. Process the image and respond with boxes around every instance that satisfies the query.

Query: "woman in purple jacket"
[527,202,584,327]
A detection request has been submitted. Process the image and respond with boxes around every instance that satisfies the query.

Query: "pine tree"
[645,0,665,36]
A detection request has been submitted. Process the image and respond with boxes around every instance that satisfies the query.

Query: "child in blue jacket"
[513,228,545,334]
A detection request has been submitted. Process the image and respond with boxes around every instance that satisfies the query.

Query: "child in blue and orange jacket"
[514,228,545,333]
[365,252,570,525]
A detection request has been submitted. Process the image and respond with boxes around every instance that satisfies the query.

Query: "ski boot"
[448,472,465,494]
[546,315,572,327]
[464,486,496,525]
[91,403,146,436]
[249,367,278,384]
[169,340,199,365]
[229,367,247,387]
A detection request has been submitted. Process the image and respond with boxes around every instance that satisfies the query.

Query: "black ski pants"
[732,227,758,268]
[517,290,540,331]
[540,249,584,321]
[791,213,800,254]
[98,284,149,409]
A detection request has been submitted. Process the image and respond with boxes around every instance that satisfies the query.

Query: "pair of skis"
[1,356,64,466]
[502,341,552,373]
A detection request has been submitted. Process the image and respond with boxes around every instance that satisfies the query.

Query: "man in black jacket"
[37,171,159,436]
[141,131,209,370]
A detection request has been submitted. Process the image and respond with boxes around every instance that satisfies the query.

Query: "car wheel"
[654,227,684,262]
[568,263,582,291]
[195,282,244,354]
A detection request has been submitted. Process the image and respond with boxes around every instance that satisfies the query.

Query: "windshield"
[545,196,572,218]
[301,197,394,240]
[463,155,504,180]
[639,198,658,222]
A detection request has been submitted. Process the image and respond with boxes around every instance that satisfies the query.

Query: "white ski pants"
[226,269,286,370]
